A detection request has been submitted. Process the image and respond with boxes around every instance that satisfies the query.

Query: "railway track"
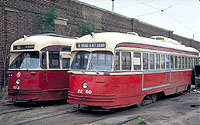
[0,108,33,115]
[13,108,78,125]
[0,102,77,125]
[0,90,198,125]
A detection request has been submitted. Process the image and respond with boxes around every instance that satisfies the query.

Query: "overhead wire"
[136,10,160,17]
[163,12,200,36]
[136,0,185,17]
[114,0,156,9]
[135,0,200,36]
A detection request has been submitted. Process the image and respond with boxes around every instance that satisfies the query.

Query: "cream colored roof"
[73,32,199,54]
[11,35,76,52]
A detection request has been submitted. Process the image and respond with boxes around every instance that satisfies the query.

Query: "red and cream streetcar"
[67,32,199,109]
[7,34,75,102]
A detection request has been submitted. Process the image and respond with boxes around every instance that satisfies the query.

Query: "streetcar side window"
[193,58,195,67]
[134,52,141,70]
[178,56,181,69]
[122,52,131,70]
[175,56,177,69]
[191,57,193,68]
[182,57,184,69]
[185,57,187,69]
[156,54,160,69]
[170,55,174,69]
[115,52,120,70]
[161,54,165,69]
[197,58,199,65]
[49,51,60,69]
[62,58,70,69]
[41,52,47,69]
[195,58,197,65]
[143,53,148,70]
[166,55,170,69]
[150,54,155,70]
[188,57,190,68]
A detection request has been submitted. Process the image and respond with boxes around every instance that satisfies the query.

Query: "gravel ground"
[0,91,199,125]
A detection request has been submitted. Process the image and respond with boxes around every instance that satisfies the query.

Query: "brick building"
[0,0,199,86]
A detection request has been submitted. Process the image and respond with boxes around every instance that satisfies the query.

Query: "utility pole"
[112,0,115,12]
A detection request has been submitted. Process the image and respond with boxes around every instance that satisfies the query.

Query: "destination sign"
[13,45,34,50]
[76,43,106,48]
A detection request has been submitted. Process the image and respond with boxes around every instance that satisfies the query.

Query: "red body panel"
[67,70,192,109]
[8,70,69,101]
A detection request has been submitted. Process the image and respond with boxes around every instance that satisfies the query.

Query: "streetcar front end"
[67,41,120,109]
[7,35,74,102]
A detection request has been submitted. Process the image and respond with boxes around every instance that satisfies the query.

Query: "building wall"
[0,0,199,86]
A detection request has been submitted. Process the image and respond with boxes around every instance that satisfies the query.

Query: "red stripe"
[116,43,198,55]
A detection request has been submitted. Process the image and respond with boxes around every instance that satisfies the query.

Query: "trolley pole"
[112,0,115,12]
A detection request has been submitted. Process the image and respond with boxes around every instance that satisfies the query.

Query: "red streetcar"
[67,32,199,109]
[7,34,75,102]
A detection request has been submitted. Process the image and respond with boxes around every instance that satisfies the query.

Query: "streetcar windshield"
[9,51,39,69]
[71,51,113,71]
[71,51,90,70]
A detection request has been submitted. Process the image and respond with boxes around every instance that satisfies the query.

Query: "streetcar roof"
[10,35,76,52]
[72,32,199,54]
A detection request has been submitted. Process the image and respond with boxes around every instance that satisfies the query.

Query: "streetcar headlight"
[82,82,88,89]
[16,79,20,85]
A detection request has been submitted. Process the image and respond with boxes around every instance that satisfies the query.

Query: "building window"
[150,54,155,70]
[54,17,68,25]
[115,52,120,70]
[134,52,141,70]
[161,55,165,69]
[122,52,131,70]
[143,53,148,70]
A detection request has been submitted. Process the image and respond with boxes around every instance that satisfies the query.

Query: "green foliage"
[76,21,96,36]
[38,7,57,34]
[136,117,145,124]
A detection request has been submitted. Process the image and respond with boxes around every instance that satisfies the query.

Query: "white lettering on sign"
[13,86,20,89]
[77,89,92,94]
[86,90,92,94]
[17,72,21,77]
[77,89,83,93]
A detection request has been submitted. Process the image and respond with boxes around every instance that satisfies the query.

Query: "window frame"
[150,53,155,70]
[121,52,132,70]
[40,51,47,69]
[62,58,70,69]
[143,53,149,70]
[133,52,141,71]
[156,54,160,70]
[49,51,60,69]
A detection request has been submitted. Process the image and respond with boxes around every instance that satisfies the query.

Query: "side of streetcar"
[67,32,199,109]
